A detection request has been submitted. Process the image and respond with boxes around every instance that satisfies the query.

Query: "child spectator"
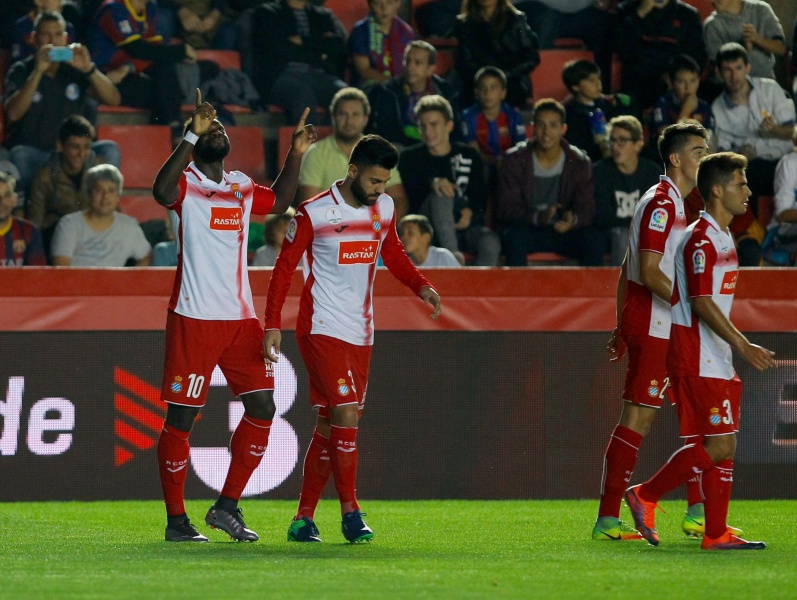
[653,54,715,138]
[398,214,462,267]
[561,59,633,163]
[0,172,47,266]
[252,208,295,267]
[349,0,416,91]
[461,66,526,173]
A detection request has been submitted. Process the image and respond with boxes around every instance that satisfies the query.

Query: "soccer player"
[151,90,315,543]
[593,123,709,541]
[625,152,775,550]
[263,135,442,543]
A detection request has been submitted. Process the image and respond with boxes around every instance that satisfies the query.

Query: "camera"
[48,47,74,62]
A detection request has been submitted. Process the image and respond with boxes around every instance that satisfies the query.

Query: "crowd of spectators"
[2,0,797,267]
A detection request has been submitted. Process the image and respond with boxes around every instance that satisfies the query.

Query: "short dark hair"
[404,40,436,65]
[34,10,67,34]
[474,66,507,89]
[399,214,434,238]
[657,122,708,167]
[561,59,600,92]
[414,94,454,122]
[532,98,566,124]
[696,152,748,203]
[350,135,399,171]
[59,115,95,144]
[667,53,701,82]
[716,42,749,68]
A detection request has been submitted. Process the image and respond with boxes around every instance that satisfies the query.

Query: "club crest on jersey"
[171,376,183,394]
[231,183,243,200]
[709,407,721,426]
[720,270,738,294]
[286,218,297,242]
[326,207,343,224]
[692,249,706,274]
[648,208,668,232]
[372,214,381,232]
[210,206,243,230]
[12,239,27,254]
[337,378,350,396]
[339,240,379,264]
[648,379,659,397]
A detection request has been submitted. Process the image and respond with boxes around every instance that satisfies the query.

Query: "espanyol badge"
[371,214,381,232]
[648,379,659,397]
[171,376,183,394]
[337,378,350,396]
[65,83,80,101]
[709,407,721,426]
[232,183,243,200]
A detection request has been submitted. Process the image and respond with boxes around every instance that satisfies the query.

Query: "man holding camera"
[4,10,121,204]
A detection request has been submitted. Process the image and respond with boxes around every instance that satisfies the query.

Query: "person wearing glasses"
[594,116,662,266]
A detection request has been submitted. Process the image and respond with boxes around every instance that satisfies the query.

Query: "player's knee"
[241,390,276,421]
[165,404,201,432]
[705,434,736,463]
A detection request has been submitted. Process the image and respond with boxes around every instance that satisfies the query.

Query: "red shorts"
[297,334,372,420]
[622,334,670,408]
[672,375,742,437]
[161,312,273,407]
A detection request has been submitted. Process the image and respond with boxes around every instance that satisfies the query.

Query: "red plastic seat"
[119,195,168,223]
[531,49,594,102]
[323,0,369,32]
[97,125,173,190]
[224,126,267,184]
[196,49,242,71]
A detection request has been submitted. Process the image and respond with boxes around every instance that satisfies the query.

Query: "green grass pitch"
[1,499,795,599]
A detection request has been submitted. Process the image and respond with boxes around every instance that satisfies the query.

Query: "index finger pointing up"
[195,88,202,108]
[295,107,310,131]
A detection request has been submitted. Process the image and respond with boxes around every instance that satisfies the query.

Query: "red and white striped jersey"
[264,181,431,346]
[167,163,276,320]
[669,212,739,380]
[622,176,687,339]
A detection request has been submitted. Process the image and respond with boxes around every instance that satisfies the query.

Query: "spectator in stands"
[349,0,416,91]
[4,11,121,204]
[496,98,603,266]
[398,213,462,267]
[561,58,634,163]
[298,87,408,213]
[0,171,47,266]
[11,0,78,62]
[27,115,106,253]
[704,0,787,82]
[653,54,715,139]
[769,142,797,266]
[711,42,795,216]
[452,0,540,108]
[515,0,613,89]
[793,17,797,98]
[461,66,526,178]
[614,0,705,111]
[593,115,662,266]
[88,0,197,140]
[173,0,237,50]
[252,208,294,267]
[397,95,501,266]
[250,0,347,125]
[368,40,461,148]
[51,164,152,266]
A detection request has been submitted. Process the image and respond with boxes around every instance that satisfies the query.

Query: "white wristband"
[184,131,199,145]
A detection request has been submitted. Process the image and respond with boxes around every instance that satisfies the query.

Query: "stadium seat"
[757,195,774,227]
[196,49,241,71]
[526,252,575,266]
[97,125,173,189]
[278,125,333,169]
[435,47,456,77]
[119,195,168,223]
[685,0,714,21]
[324,0,369,32]
[531,49,594,102]
[224,126,268,184]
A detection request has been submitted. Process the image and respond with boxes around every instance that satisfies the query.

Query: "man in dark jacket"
[496,98,603,266]
[367,40,461,149]
[251,0,347,125]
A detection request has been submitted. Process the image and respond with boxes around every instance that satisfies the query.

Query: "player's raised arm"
[152,89,214,206]
[271,107,317,213]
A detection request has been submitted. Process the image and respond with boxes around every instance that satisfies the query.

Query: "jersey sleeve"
[264,204,313,330]
[637,195,676,254]
[252,182,277,215]
[97,3,143,46]
[684,232,716,298]
[380,213,432,295]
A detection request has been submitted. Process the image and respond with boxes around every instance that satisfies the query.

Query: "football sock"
[330,424,360,516]
[220,414,272,501]
[684,437,704,507]
[639,443,715,503]
[157,423,191,517]
[598,425,643,518]
[296,429,332,520]
[703,459,734,539]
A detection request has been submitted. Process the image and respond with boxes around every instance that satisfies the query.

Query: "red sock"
[157,423,191,517]
[703,459,734,539]
[330,425,359,515]
[220,414,272,501]
[640,443,715,503]
[598,425,643,518]
[296,430,333,519]
[684,437,704,507]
